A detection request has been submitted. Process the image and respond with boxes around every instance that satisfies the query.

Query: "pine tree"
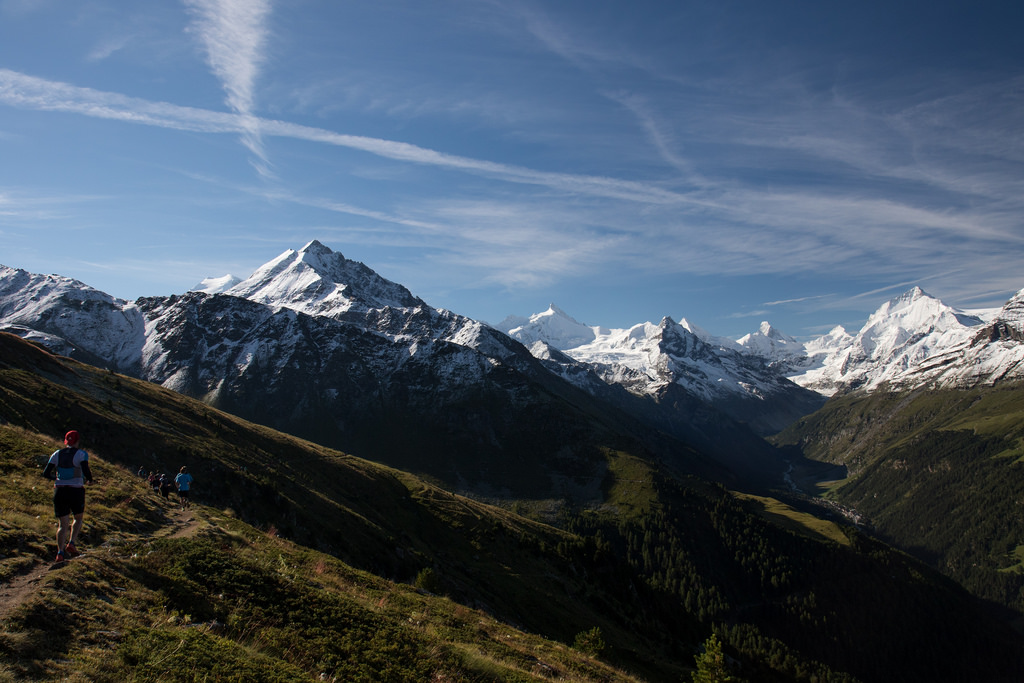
[692,633,733,683]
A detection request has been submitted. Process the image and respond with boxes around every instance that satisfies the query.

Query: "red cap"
[64,430,79,447]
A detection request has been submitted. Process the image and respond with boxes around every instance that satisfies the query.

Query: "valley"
[2,242,1024,681]
[2,334,1022,681]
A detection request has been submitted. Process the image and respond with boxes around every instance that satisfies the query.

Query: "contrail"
[183,0,273,177]
[0,68,691,205]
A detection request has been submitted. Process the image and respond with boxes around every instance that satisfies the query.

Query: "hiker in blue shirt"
[41,430,94,563]
[174,466,194,511]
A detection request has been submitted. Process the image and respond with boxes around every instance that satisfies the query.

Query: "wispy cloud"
[183,0,273,177]
[762,295,831,307]
[2,66,1019,304]
[276,67,554,131]
[86,34,133,63]
[0,187,108,221]
[496,6,1024,254]
[726,309,769,320]
[0,69,688,204]
[504,1,647,74]
[0,68,240,132]
[424,198,628,280]
[271,118,689,204]
[705,73,1024,213]
[603,89,703,182]
[252,188,445,233]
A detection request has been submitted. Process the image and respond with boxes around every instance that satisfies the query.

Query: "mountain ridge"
[3,330,1023,682]
[0,243,796,488]
[176,244,1020,402]
[504,285,1024,402]
[3,241,1024,492]
[771,380,1024,617]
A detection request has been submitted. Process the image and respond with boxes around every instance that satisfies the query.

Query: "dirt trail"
[0,507,202,621]
[162,508,204,539]
[0,561,48,621]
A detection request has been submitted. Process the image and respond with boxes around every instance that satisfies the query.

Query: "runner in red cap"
[41,430,94,562]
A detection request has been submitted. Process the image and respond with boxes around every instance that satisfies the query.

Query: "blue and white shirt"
[47,448,89,487]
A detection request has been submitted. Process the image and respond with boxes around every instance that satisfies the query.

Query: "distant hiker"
[137,466,146,477]
[175,466,194,511]
[149,472,160,494]
[159,474,172,499]
[41,430,93,563]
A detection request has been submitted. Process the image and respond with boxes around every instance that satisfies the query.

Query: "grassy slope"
[0,345,657,680]
[730,493,851,547]
[772,383,1024,614]
[0,424,642,683]
[2,333,1024,682]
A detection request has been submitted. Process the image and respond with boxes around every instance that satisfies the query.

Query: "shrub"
[414,567,441,594]
[573,626,605,657]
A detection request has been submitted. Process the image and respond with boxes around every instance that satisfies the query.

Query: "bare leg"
[69,512,84,546]
[56,514,71,554]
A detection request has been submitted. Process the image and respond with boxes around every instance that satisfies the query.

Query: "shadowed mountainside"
[2,332,1023,682]
[773,383,1024,615]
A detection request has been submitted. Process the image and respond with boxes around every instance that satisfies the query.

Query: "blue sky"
[1,0,1022,339]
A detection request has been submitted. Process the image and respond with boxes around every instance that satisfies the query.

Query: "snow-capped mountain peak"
[0,264,144,367]
[785,287,990,394]
[862,287,982,337]
[677,317,743,351]
[497,306,824,433]
[760,321,788,340]
[504,304,605,350]
[806,325,853,354]
[993,287,1024,329]
[854,288,981,361]
[190,274,241,294]
[736,321,803,361]
[225,240,421,317]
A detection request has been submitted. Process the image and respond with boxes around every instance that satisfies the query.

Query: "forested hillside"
[2,332,1023,682]
[773,384,1024,615]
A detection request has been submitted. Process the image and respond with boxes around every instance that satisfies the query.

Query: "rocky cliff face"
[972,290,1024,345]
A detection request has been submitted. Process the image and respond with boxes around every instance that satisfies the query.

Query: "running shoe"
[55,551,65,563]
[64,542,80,558]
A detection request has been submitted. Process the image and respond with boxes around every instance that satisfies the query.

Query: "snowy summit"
[224,240,422,318]
[191,274,241,295]
[500,285,1024,399]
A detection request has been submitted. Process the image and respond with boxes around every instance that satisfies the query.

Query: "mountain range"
[4,330,1023,681]
[2,240,1023,491]
[3,240,1024,680]
[0,243,716,497]
[498,285,1024,399]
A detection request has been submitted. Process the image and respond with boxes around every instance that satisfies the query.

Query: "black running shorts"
[53,486,86,517]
